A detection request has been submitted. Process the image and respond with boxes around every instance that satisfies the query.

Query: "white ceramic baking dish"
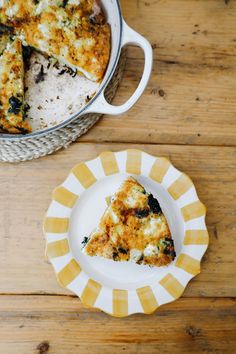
[0,0,152,140]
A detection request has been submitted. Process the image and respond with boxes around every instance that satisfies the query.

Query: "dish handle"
[85,20,153,115]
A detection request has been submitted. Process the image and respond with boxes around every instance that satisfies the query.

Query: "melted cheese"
[38,23,51,38]
[143,244,159,257]
[143,217,162,236]
[69,0,81,5]
[6,4,19,17]
[124,195,137,208]
[130,249,143,262]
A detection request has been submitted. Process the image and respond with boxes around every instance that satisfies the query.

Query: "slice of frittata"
[0,37,31,133]
[83,177,176,267]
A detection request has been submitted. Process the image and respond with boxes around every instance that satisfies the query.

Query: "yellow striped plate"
[44,150,209,317]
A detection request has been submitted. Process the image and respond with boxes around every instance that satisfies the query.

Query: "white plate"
[44,150,209,317]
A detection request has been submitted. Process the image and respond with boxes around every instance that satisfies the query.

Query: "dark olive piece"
[162,237,176,259]
[22,46,34,70]
[61,0,69,8]
[23,103,31,120]
[8,96,22,114]
[112,252,119,260]
[81,237,89,247]
[118,247,127,254]
[0,24,13,34]
[148,194,162,214]
[135,209,149,218]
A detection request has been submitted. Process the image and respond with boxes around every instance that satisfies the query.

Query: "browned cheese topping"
[84,177,176,267]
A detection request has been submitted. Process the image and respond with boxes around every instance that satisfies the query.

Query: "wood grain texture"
[0,143,235,297]
[1,1,236,351]
[80,0,236,146]
[0,296,235,354]
[121,0,236,67]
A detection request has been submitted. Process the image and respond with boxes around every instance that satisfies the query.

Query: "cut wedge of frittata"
[83,177,176,267]
[18,1,110,81]
[0,0,111,82]
[0,37,31,133]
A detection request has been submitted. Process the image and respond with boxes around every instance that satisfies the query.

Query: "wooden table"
[1,1,236,353]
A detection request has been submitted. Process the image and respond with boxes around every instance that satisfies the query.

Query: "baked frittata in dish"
[83,177,176,267]
[0,0,110,81]
[0,36,32,133]
[0,0,111,134]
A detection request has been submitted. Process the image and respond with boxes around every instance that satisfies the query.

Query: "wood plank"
[79,0,236,146]
[83,59,236,146]
[0,143,235,297]
[120,0,236,67]
[0,296,235,354]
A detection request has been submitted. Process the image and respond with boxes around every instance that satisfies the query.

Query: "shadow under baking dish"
[68,174,184,291]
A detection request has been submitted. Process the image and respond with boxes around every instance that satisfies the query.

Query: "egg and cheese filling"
[83,177,176,267]
[0,0,36,26]
[0,37,31,133]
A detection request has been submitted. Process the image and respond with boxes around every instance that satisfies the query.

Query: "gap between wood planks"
[0,293,235,299]
[76,140,236,148]
[128,57,235,71]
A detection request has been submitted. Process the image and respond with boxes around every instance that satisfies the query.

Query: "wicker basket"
[0,50,126,163]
